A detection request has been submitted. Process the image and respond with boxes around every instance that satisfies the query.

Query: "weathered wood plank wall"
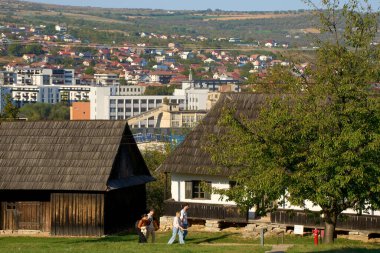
[51,193,104,236]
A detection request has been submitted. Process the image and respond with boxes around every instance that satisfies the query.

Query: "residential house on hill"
[0,121,154,236]
[158,93,380,234]
[158,93,267,225]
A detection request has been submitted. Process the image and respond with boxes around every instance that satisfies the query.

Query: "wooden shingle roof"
[0,121,151,191]
[158,93,269,176]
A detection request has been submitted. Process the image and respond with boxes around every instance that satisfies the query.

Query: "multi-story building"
[11,86,60,106]
[127,104,207,128]
[70,102,91,120]
[13,68,74,86]
[174,86,210,110]
[94,73,120,86]
[10,85,91,106]
[114,85,146,96]
[109,95,185,121]
[0,71,16,85]
[88,86,186,120]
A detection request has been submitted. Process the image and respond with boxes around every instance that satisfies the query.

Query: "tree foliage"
[0,94,19,119]
[7,43,44,56]
[206,0,380,244]
[143,147,170,218]
[144,86,176,96]
[19,102,70,120]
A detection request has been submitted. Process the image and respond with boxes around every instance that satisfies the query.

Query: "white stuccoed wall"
[171,173,233,205]
[170,173,256,219]
[170,173,380,218]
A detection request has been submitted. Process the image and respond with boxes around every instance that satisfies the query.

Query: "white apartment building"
[114,85,146,96]
[173,87,209,110]
[10,85,91,106]
[14,68,75,86]
[89,86,186,120]
[12,86,60,106]
[94,73,120,86]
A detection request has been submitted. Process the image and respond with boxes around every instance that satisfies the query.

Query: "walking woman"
[167,211,185,244]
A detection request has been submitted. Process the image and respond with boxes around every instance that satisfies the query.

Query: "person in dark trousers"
[146,209,156,243]
[136,214,149,243]
[180,203,190,240]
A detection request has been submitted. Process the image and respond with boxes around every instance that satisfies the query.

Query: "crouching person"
[136,214,149,243]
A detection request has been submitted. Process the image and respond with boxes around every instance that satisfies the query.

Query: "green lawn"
[0,232,379,253]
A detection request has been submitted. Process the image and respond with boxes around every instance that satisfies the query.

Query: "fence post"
[260,228,266,246]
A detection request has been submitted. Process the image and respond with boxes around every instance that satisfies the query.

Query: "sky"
[23,0,380,12]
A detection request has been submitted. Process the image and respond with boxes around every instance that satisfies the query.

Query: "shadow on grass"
[65,233,138,244]
[295,248,380,253]
[185,233,240,244]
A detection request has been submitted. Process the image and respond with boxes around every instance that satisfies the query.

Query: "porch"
[271,209,380,233]
[163,200,248,223]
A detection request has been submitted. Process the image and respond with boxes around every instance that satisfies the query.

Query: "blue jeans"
[182,224,188,240]
[167,227,184,244]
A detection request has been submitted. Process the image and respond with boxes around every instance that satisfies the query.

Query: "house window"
[185,181,211,200]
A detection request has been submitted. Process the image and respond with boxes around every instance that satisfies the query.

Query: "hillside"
[0,0,324,46]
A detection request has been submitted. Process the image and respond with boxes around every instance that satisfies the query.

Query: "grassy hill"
[0,0,323,46]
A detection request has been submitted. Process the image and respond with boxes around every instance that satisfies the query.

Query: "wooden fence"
[271,209,380,232]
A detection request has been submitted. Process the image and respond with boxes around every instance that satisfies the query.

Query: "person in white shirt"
[167,211,185,244]
[180,203,190,240]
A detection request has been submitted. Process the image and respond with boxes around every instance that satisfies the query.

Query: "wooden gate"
[1,202,44,230]
[17,202,42,230]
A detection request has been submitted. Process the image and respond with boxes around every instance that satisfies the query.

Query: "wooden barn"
[0,121,154,236]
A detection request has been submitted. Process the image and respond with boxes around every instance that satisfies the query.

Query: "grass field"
[0,232,379,253]
[202,13,307,21]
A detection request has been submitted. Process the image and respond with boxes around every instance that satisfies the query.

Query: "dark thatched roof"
[158,93,269,176]
[0,121,153,191]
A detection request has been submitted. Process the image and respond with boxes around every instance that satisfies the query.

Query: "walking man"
[180,203,190,240]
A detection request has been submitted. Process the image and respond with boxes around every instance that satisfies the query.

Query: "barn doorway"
[1,202,43,230]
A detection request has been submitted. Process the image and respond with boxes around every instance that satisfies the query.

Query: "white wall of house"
[171,173,234,205]
[170,173,380,220]
[283,199,380,216]
[170,173,256,219]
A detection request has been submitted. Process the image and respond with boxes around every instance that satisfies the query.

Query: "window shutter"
[185,181,192,199]
[205,182,212,200]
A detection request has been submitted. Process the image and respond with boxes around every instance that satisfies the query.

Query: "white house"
[158,93,380,233]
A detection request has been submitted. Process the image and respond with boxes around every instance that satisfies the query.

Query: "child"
[168,211,186,244]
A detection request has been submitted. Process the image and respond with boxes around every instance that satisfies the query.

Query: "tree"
[24,44,44,55]
[19,103,70,120]
[143,147,170,218]
[7,43,23,57]
[1,94,19,119]
[84,67,95,75]
[206,0,380,244]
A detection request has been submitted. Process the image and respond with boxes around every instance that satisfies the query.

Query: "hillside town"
[0,21,299,125]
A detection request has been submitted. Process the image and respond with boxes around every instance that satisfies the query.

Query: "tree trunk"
[324,213,337,244]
